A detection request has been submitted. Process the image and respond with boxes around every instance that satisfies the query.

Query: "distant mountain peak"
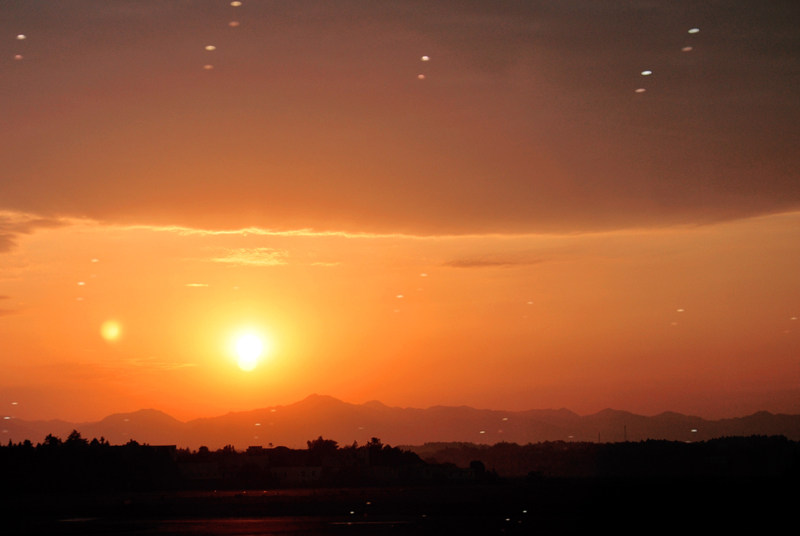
[95,408,184,426]
[362,400,389,409]
[591,408,636,418]
[6,396,799,449]
[296,394,346,406]
[280,394,356,416]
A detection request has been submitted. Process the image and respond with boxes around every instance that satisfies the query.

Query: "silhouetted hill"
[80,409,185,446]
[4,394,800,449]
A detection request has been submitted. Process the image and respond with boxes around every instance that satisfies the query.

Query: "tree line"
[411,435,800,478]
[3,432,797,492]
[0,432,448,491]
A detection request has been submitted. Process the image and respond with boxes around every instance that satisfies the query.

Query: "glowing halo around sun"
[234,333,268,371]
[100,320,121,342]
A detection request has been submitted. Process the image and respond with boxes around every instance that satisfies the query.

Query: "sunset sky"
[2,1,799,423]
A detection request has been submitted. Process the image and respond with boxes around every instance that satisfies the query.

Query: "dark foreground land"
[3,476,796,535]
[2,435,798,534]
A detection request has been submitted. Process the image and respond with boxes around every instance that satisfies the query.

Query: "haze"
[1,1,798,423]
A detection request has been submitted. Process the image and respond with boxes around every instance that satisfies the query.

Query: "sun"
[100,320,121,342]
[235,333,266,371]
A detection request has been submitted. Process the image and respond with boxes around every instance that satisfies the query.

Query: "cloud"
[210,248,289,267]
[0,296,16,317]
[0,2,798,236]
[126,356,198,371]
[0,211,67,253]
[45,356,198,384]
[444,256,545,269]
[141,224,430,241]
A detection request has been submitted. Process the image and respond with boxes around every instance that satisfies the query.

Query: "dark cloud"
[0,1,797,235]
[0,213,66,252]
[0,235,15,253]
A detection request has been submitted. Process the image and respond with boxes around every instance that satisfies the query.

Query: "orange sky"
[1,1,799,422]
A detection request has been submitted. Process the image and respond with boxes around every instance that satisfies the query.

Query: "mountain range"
[3,394,799,449]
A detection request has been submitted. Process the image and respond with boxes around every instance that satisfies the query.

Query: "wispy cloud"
[0,211,68,253]
[126,356,199,371]
[137,224,451,241]
[0,295,17,317]
[444,256,545,269]
[210,247,289,266]
[47,357,198,382]
[2,209,727,249]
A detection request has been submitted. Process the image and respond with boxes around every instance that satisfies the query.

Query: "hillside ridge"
[4,395,799,448]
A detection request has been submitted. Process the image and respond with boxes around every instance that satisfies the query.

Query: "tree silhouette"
[306,436,338,464]
[42,434,62,448]
[307,436,338,454]
[65,430,88,447]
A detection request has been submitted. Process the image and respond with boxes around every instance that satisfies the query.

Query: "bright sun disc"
[100,320,121,342]
[235,334,264,371]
